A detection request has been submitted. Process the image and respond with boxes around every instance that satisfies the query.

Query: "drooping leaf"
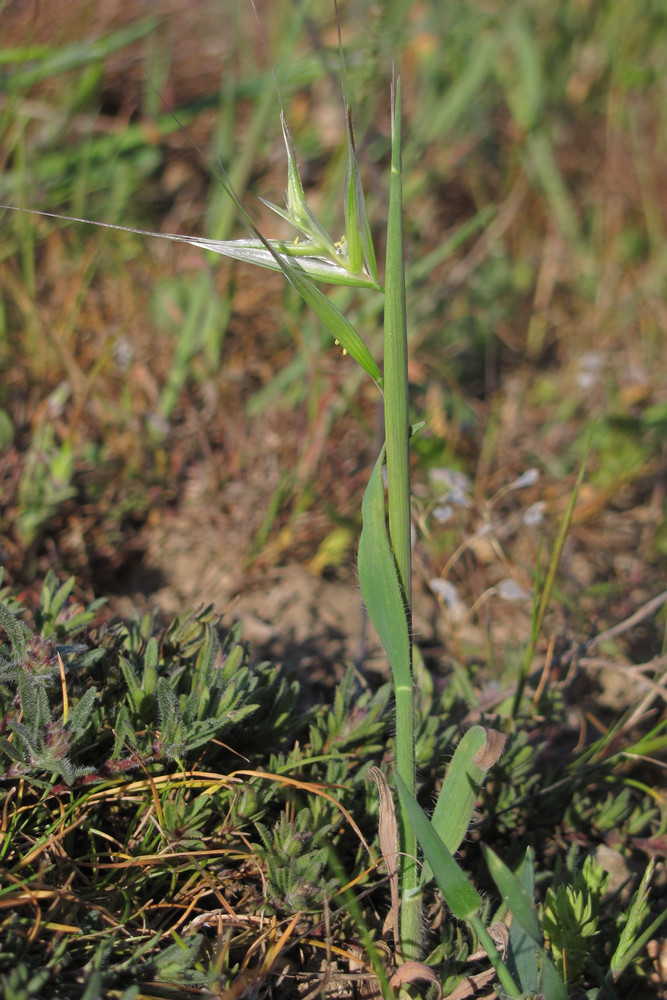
[278,257,382,386]
[395,770,482,921]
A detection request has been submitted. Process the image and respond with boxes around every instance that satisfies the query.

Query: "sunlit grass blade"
[280,259,382,384]
[384,76,411,609]
[358,447,410,694]
[382,74,419,960]
[0,206,379,288]
[279,111,339,260]
[258,197,320,241]
[421,726,506,886]
[261,104,381,288]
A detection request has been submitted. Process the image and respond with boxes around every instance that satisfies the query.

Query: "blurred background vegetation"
[0,0,666,677]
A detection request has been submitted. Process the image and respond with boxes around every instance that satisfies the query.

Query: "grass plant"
[1,1,667,997]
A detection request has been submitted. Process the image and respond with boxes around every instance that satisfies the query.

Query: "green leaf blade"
[395,770,482,921]
[422,726,507,886]
[284,263,382,385]
[481,844,542,944]
[509,847,539,994]
[357,446,410,690]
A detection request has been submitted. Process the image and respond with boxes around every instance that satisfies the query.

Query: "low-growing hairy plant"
[0,584,302,786]
[256,806,338,913]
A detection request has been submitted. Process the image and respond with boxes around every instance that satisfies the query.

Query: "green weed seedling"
[542,853,609,985]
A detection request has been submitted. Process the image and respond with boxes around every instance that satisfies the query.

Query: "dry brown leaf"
[444,969,497,1000]
[390,960,443,998]
[369,765,401,953]
[472,729,507,770]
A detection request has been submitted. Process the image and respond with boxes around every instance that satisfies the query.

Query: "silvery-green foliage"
[256,806,338,914]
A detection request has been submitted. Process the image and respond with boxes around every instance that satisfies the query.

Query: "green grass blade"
[394,771,481,921]
[357,441,417,962]
[512,439,591,716]
[282,263,382,385]
[395,773,522,995]
[328,849,394,1000]
[607,859,667,984]
[383,74,419,960]
[482,845,567,1000]
[280,111,338,260]
[481,844,541,943]
[344,119,363,276]
[358,442,418,960]
[1,21,157,90]
[421,726,507,886]
[384,75,411,610]
[527,131,581,248]
[541,954,568,1000]
[417,33,498,141]
[358,446,410,693]
[509,848,539,994]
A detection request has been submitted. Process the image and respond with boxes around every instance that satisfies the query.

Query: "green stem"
[469,914,522,997]
[384,74,419,961]
[385,89,411,613]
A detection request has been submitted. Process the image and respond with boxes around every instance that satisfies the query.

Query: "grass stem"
[384,74,420,961]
